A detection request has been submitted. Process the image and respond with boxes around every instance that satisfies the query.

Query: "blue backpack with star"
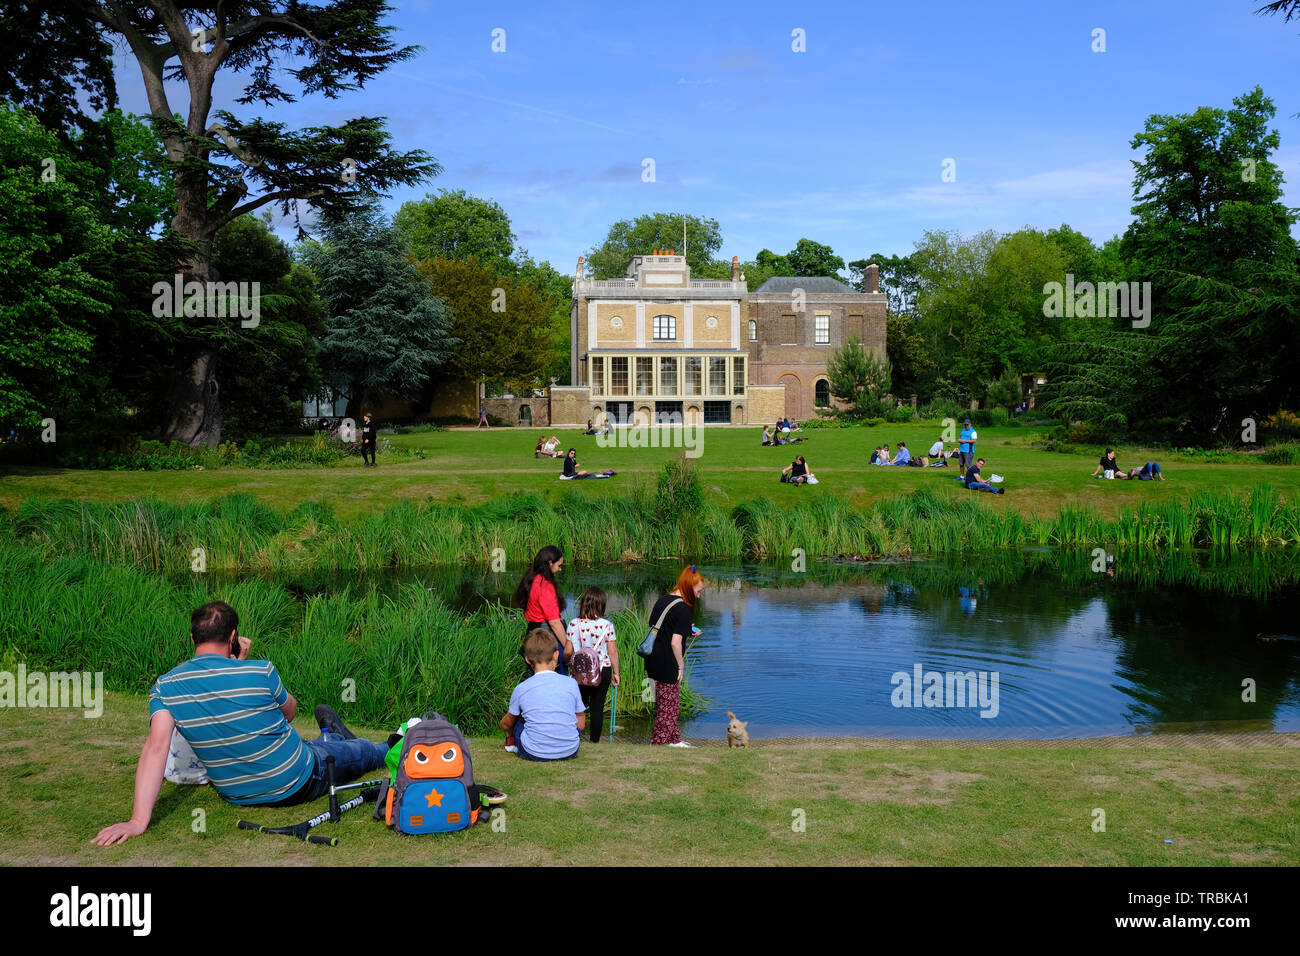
[376,713,482,834]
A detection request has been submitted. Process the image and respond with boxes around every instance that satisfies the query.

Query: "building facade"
[562,252,886,426]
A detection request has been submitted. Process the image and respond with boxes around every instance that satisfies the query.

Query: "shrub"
[918,399,964,421]
[1067,421,1111,445]
[1261,410,1300,444]
[886,406,914,423]
[1262,444,1300,465]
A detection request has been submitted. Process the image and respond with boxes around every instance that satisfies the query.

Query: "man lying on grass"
[93,601,388,846]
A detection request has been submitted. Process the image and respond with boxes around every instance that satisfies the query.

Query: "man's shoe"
[314,704,357,740]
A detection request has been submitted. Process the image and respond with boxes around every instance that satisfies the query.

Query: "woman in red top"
[511,545,573,676]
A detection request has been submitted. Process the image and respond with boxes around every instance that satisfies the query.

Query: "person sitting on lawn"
[762,426,775,446]
[781,454,816,485]
[93,601,390,846]
[583,419,597,435]
[600,419,614,436]
[1091,448,1132,479]
[1133,461,1166,481]
[535,435,563,458]
[870,445,882,465]
[926,437,950,467]
[891,441,912,466]
[965,458,1005,494]
[500,628,585,761]
[562,447,589,478]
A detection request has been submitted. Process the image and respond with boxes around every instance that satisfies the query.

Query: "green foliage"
[1262,444,1300,465]
[586,213,723,279]
[825,337,892,419]
[886,406,914,423]
[304,206,456,414]
[0,105,113,426]
[393,189,518,269]
[984,368,1023,411]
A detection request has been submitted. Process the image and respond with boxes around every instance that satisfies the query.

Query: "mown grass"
[3,694,1296,866]
[4,424,1298,521]
[0,547,701,735]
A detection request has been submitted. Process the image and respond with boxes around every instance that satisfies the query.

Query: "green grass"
[3,694,1296,866]
[4,423,1297,520]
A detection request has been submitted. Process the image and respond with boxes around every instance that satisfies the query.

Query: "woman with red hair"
[644,565,706,746]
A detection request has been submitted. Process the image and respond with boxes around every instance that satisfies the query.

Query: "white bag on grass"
[164,728,208,785]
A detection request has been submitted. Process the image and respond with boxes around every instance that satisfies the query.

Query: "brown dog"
[726,711,749,748]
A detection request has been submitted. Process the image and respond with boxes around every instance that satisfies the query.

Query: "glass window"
[590,356,604,394]
[748,319,757,342]
[733,357,746,395]
[652,314,676,340]
[703,401,731,424]
[708,357,727,395]
[684,357,703,395]
[815,314,829,344]
[635,357,654,395]
[610,357,629,396]
[659,357,677,395]
[815,379,830,407]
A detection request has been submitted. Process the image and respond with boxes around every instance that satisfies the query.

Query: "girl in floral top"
[567,587,620,743]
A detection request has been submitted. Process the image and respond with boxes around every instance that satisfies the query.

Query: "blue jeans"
[968,480,998,493]
[277,738,389,804]
[513,718,577,762]
[1138,462,1162,480]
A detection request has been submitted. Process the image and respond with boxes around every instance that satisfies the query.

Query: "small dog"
[726,711,749,748]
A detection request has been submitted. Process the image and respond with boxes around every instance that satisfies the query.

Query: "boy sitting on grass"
[501,628,586,762]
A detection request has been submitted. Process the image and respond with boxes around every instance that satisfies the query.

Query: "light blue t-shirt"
[893,446,911,464]
[508,670,584,759]
[959,427,976,453]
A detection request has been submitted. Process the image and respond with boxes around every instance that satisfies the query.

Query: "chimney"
[576,256,584,280]
[731,255,740,281]
[865,263,880,294]
[667,248,674,256]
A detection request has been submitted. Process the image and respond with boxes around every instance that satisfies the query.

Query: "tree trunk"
[162,347,222,446]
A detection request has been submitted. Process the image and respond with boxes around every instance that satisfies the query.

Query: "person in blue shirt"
[501,629,586,761]
[958,420,978,472]
[94,601,389,846]
[891,442,912,465]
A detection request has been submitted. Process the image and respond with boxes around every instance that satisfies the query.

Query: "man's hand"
[235,635,251,660]
[92,820,146,847]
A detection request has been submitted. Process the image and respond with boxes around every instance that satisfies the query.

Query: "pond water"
[250,554,1300,740]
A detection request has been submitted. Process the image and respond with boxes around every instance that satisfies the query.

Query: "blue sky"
[111,0,1300,270]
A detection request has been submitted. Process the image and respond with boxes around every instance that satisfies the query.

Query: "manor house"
[548,251,887,426]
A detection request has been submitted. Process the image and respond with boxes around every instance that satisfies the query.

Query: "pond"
[258,552,1300,741]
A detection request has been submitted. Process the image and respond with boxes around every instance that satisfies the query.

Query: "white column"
[635,302,645,347]
[731,302,740,347]
[684,302,694,348]
[588,301,598,350]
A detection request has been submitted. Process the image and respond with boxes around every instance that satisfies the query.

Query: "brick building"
[554,252,886,426]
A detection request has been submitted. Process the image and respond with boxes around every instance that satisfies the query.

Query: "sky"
[107,0,1300,271]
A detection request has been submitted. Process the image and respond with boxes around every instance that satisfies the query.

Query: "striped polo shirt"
[149,655,314,806]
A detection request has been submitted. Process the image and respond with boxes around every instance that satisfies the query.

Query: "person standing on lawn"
[512,545,572,677]
[645,565,706,747]
[958,419,977,473]
[567,587,620,743]
[361,411,377,467]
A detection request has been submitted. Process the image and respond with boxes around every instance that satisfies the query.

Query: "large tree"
[586,213,724,279]
[4,2,441,445]
[394,189,518,271]
[303,207,455,418]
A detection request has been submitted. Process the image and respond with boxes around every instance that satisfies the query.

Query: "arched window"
[814,379,830,407]
[748,319,757,341]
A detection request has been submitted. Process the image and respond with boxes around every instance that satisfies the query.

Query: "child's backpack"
[374,712,483,834]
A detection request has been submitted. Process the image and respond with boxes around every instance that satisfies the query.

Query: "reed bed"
[9,479,1300,574]
[0,547,700,735]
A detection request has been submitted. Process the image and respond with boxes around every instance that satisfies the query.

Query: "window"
[815,314,829,344]
[652,314,676,340]
[815,379,830,407]
[610,357,629,396]
[708,357,727,396]
[703,401,731,424]
[684,357,703,395]
[635,357,654,395]
[607,402,632,424]
[659,357,677,395]
[589,356,604,394]
[733,357,746,395]
[655,400,683,425]
[748,319,757,342]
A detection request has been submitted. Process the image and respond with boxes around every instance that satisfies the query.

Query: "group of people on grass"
[508,546,703,757]
[761,419,804,446]
[1091,448,1166,481]
[95,550,705,845]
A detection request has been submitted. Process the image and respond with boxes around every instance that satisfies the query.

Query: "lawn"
[3,694,1297,866]
[2,423,1297,520]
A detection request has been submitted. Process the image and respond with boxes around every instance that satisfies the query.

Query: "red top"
[525,575,561,623]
